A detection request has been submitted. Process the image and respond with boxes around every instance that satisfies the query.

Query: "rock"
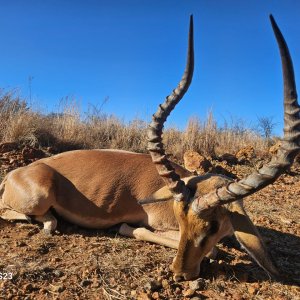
[51,285,65,293]
[51,257,61,263]
[269,141,281,155]
[81,279,92,287]
[248,285,257,295]
[183,151,212,174]
[24,283,34,292]
[39,288,48,294]
[137,292,151,300]
[175,287,181,295]
[53,270,64,277]
[152,291,160,299]
[161,279,169,289]
[189,278,205,290]
[183,288,195,297]
[144,279,162,291]
[15,241,27,247]
[236,145,255,162]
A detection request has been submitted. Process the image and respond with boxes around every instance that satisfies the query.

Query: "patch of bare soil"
[0,147,299,299]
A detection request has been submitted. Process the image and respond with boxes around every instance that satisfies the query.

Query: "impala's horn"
[146,15,194,204]
[192,15,300,213]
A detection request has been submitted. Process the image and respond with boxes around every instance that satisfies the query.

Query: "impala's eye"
[198,221,219,248]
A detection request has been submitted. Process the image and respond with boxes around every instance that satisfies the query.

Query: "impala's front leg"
[118,223,179,249]
[119,223,218,260]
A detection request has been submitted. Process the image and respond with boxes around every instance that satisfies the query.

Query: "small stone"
[183,289,195,297]
[131,290,137,296]
[152,291,160,299]
[16,241,27,247]
[251,282,260,289]
[162,279,169,289]
[51,257,61,263]
[137,292,151,300]
[144,280,162,291]
[81,279,92,287]
[248,286,257,295]
[51,285,65,293]
[24,283,34,292]
[175,287,181,295]
[53,270,63,277]
[189,278,205,290]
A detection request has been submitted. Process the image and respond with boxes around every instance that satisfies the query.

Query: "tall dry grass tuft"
[0,91,269,160]
[163,111,267,160]
[0,90,41,146]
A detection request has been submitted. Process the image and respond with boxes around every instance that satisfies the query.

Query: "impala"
[0,15,299,281]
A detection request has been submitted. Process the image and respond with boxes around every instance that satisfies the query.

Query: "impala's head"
[146,15,299,281]
[170,186,232,281]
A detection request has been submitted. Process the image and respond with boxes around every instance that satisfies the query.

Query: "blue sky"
[0,1,299,135]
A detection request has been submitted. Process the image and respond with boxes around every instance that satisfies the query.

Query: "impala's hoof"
[42,228,53,235]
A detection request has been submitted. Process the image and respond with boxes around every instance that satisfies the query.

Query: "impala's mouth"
[173,271,199,282]
[171,261,200,282]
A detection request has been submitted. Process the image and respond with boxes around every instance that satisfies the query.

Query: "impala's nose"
[173,271,199,282]
[170,261,200,281]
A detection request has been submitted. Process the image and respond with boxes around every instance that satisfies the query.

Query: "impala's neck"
[142,199,179,231]
[139,174,233,232]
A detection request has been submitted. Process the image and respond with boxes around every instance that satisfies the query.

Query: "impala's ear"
[138,186,173,205]
[228,201,280,279]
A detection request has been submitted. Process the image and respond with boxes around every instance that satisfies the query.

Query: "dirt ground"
[0,147,299,299]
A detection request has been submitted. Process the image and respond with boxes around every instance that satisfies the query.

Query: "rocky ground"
[0,144,299,299]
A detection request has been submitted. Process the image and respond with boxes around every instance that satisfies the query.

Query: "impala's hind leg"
[0,209,31,222]
[0,163,58,233]
[34,211,57,234]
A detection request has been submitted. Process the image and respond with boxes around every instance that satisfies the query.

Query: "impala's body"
[0,149,231,233]
[0,15,299,281]
[1,149,189,229]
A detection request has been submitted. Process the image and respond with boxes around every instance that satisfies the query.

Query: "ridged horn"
[147,15,194,202]
[192,15,300,213]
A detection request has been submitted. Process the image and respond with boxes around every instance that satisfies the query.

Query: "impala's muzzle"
[171,261,200,282]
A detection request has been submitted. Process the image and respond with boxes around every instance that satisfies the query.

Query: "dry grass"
[0,91,269,159]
